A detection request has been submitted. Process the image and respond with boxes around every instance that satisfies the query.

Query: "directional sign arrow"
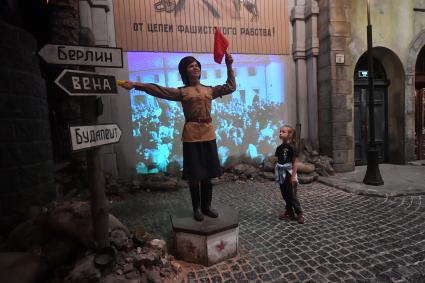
[38,44,123,68]
[69,124,122,151]
[55,69,118,96]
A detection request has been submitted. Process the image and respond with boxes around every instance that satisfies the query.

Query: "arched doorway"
[354,53,389,165]
[415,46,425,160]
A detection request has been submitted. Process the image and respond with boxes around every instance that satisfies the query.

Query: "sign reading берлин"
[38,44,123,67]
[112,0,289,55]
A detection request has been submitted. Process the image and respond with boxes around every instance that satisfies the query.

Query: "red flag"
[214,27,229,64]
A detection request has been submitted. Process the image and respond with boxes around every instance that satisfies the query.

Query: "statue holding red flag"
[118,32,236,222]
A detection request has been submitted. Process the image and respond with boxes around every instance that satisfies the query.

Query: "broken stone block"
[110,229,129,250]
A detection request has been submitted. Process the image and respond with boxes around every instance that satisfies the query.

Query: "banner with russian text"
[112,0,289,55]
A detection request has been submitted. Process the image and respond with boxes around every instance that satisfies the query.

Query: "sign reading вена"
[55,69,118,96]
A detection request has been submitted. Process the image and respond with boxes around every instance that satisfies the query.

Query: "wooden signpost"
[41,43,124,249]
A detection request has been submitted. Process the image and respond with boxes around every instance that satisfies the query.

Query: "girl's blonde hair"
[282,124,296,144]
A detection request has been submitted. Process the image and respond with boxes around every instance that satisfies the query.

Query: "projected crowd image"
[128,52,287,174]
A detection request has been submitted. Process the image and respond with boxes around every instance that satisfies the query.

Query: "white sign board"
[55,69,118,96]
[69,124,122,151]
[39,44,123,68]
[358,70,368,78]
[335,53,345,64]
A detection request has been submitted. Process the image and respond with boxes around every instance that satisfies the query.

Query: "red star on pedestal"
[216,240,226,252]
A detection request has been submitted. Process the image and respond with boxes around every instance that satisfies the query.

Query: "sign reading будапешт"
[38,44,123,67]
[55,70,118,96]
[113,0,289,55]
[69,124,122,151]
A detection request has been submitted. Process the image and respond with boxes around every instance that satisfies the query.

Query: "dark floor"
[110,180,425,283]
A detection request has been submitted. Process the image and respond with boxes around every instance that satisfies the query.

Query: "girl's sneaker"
[296,213,305,224]
[279,210,295,220]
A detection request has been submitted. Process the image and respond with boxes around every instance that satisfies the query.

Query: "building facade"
[101,0,425,176]
[313,0,425,172]
[2,0,425,230]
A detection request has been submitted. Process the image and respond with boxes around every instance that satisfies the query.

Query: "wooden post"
[78,26,110,248]
[81,95,110,248]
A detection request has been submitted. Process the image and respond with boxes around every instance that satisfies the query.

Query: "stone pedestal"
[170,206,239,266]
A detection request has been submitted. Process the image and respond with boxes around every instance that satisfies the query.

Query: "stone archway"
[373,47,405,164]
[353,53,389,165]
[352,47,405,165]
[405,29,425,161]
[415,46,425,159]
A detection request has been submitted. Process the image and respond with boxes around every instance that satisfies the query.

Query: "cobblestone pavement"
[110,180,425,282]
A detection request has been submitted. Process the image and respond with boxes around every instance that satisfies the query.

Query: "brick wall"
[317,0,355,172]
[0,20,55,233]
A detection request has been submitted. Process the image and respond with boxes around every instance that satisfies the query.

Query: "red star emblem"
[216,240,226,252]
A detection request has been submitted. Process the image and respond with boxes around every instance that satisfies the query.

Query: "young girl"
[119,53,236,222]
[274,125,305,224]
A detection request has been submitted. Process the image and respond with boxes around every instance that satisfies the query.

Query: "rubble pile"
[220,139,335,184]
[0,201,184,283]
[101,142,334,190]
[0,143,336,282]
[299,139,335,177]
